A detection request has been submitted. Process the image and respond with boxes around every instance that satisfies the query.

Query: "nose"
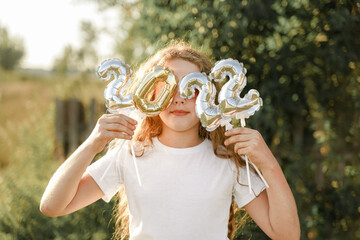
[172,88,186,105]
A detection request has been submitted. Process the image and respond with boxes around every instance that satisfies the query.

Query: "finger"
[224,134,252,146]
[236,146,251,157]
[106,123,134,136]
[104,114,138,126]
[224,127,252,137]
[101,115,138,131]
[105,130,133,140]
[105,114,138,125]
[234,142,249,154]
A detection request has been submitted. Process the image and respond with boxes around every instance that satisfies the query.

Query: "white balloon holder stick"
[130,140,142,186]
[240,119,269,194]
[100,140,125,182]
[99,110,143,187]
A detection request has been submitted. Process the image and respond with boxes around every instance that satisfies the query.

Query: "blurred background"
[0,0,359,239]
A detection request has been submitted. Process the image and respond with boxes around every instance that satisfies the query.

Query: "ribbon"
[239,119,269,194]
[219,118,233,131]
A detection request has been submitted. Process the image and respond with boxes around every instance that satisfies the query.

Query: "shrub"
[0,103,115,239]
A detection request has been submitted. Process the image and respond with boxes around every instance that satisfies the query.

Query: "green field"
[1,1,359,236]
[0,70,115,239]
[1,67,360,239]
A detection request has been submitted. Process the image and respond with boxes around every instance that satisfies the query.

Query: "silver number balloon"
[210,58,246,86]
[96,59,134,113]
[211,59,262,121]
[178,72,222,131]
[218,73,263,120]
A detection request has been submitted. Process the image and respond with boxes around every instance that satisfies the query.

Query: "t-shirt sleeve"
[86,146,124,203]
[232,165,266,208]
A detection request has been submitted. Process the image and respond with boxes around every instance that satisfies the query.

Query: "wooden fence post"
[54,98,102,160]
[54,99,65,161]
[88,98,97,136]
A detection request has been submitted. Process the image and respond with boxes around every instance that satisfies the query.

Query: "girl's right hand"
[85,113,138,154]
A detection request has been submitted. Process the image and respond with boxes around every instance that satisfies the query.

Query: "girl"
[40,41,300,240]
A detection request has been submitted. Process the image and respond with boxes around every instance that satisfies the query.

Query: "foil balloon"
[211,58,267,194]
[96,59,134,113]
[210,58,262,122]
[218,73,263,121]
[97,59,142,187]
[179,72,222,131]
[133,65,177,117]
[210,58,247,86]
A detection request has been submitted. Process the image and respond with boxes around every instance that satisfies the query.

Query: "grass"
[0,69,105,168]
[0,69,114,239]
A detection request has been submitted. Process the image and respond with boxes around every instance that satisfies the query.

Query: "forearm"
[224,127,300,238]
[40,113,136,216]
[40,141,97,216]
[261,161,300,239]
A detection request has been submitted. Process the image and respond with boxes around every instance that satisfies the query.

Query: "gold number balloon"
[178,72,222,131]
[133,66,177,117]
[96,59,134,113]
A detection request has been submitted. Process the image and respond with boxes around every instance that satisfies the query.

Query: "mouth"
[170,110,190,116]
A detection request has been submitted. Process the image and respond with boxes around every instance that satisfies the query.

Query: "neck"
[158,128,203,148]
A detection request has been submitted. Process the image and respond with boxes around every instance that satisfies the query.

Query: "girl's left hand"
[224,127,277,170]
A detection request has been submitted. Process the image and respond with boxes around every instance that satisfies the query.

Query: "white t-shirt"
[86,138,266,240]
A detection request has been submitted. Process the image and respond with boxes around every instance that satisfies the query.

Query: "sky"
[0,0,118,70]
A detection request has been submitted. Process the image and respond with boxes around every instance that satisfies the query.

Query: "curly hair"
[112,40,246,240]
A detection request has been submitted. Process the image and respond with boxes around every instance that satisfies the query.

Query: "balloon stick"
[240,119,269,194]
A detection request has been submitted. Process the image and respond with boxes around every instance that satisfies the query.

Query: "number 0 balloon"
[133,65,177,117]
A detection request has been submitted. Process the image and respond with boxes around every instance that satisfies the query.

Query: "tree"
[52,45,76,76]
[88,0,360,239]
[0,24,24,70]
[76,21,99,72]
[52,21,99,74]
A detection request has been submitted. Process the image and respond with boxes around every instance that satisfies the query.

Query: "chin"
[171,121,200,132]
[159,113,200,133]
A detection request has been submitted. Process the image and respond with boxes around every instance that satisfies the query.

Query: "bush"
[0,103,114,239]
[0,25,24,70]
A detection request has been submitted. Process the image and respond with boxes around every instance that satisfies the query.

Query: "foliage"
[52,21,99,75]
[0,24,24,70]
[0,74,113,239]
[52,45,76,76]
[91,0,360,239]
[1,0,360,239]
